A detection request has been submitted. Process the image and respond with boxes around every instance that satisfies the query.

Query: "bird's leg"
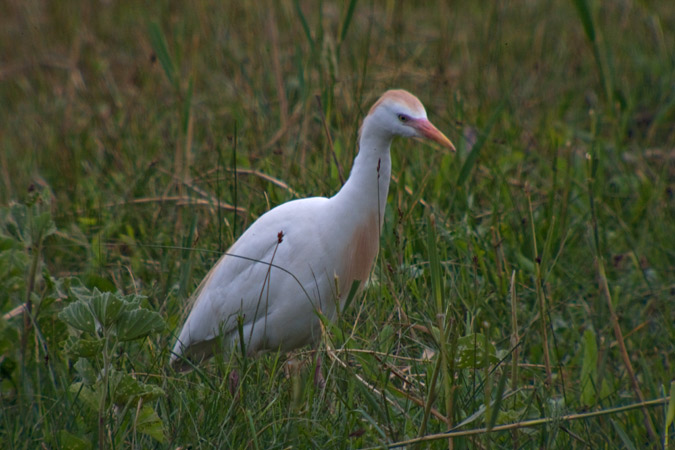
[313,350,325,389]
[228,368,240,401]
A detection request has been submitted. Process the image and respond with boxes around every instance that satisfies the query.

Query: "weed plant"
[1,1,674,448]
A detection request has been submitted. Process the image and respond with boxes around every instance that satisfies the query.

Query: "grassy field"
[1,0,674,448]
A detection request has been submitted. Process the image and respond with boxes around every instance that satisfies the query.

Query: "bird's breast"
[337,213,380,297]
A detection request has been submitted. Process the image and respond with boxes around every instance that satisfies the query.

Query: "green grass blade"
[246,409,261,450]
[570,0,595,42]
[3,3,673,447]
[570,0,612,102]
[610,419,638,450]
[487,368,509,431]
[147,22,176,88]
[339,0,359,46]
[665,381,675,447]
[456,102,504,187]
[182,77,194,134]
[580,328,598,406]
[426,215,442,309]
[425,214,453,426]
[178,213,198,299]
[293,0,314,52]
[341,280,361,313]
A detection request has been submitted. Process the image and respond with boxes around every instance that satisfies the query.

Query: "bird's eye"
[398,114,409,122]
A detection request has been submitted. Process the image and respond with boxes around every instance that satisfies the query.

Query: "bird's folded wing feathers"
[172,197,331,359]
[173,236,281,354]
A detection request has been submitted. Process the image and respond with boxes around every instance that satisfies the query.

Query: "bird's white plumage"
[170,90,454,366]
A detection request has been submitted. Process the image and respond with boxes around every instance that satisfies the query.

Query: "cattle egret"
[170,89,455,367]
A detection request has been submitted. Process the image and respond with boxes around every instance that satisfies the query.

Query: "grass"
[1,0,674,448]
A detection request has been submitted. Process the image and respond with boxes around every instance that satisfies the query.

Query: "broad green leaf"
[57,429,92,450]
[115,309,165,341]
[136,404,166,443]
[68,284,95,301]
[455,333,498,369]
[69,382,100,412]
[74,358,97,386]
[90,291,126,329]
[118,293,142,308]
[5,203,28,242]
[111,370,165,405]
[59,301,96,334]
[33,211,56,241]
[2,197,56,247]
[0,234,23,251]
[85,275,117,293]
[61,336,104,358]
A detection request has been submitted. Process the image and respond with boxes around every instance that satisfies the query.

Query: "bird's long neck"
[334,116,392,229]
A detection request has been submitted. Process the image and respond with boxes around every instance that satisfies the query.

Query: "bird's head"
[364,89,456,151]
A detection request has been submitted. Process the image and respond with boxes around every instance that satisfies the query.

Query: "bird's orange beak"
[414,119,456,152]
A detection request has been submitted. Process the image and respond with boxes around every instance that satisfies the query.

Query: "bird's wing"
[171,197,331,363]
[171,230,283,360]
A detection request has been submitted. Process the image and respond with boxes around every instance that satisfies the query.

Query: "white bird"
[170,89,455,367]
